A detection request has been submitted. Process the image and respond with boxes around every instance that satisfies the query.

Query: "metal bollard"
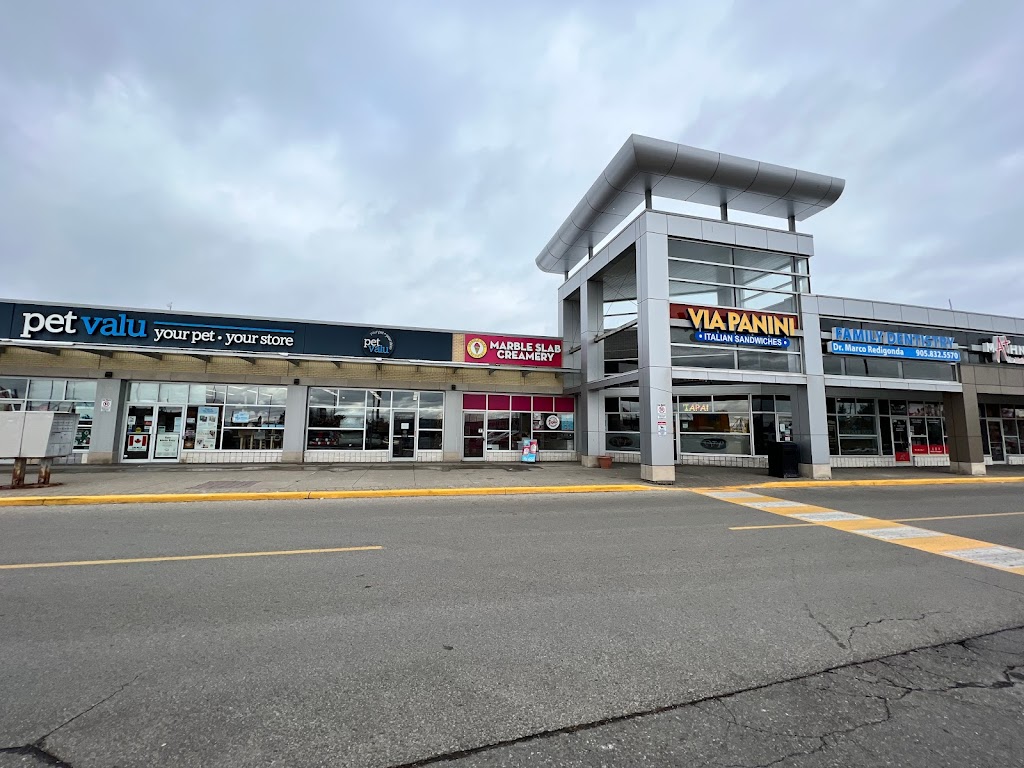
[38,458,53,486]
[11,458,26,488]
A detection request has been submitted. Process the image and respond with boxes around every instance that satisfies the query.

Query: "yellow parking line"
[691,488,1024,576]
[731,510,1024,531]
[0,545,383,570]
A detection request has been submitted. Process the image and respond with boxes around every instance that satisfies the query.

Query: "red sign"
[464,334,562,367]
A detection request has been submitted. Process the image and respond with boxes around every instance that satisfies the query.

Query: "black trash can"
[767,441,801,478]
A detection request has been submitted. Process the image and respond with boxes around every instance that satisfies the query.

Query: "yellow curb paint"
[0,545,383,570]
[691,488,1024,577]
[730,509,1024,531]
[741,476,1024,490]
[0,484,662,508]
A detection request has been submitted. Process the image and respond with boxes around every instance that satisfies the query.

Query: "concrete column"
[281,384,308,463]
[636,224,675,483]
[87,378,127,464]
[792,300,832,479]
[944,384,986,475]
[578,279,605,467]
[442,390,463,462]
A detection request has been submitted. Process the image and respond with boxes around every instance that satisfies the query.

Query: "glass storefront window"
[735,269,794,293]
[678,432,750,455]
[733,250,792,272]
[4,378,96,451]
[669,281,734,306]
[305,388,443,453]
[738,290,796,313]
[672,347,736,369]
[736,350,801,373]
[839,436,879,455]
[0,378,28,398]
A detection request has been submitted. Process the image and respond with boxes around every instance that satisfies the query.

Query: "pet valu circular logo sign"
[362,330,395,357]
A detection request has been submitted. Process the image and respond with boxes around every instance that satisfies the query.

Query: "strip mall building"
[2,135,1022,480]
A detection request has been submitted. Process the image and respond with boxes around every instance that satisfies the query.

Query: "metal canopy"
[535,134,845,274]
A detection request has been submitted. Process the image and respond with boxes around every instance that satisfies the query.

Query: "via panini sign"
[670,303,797,349]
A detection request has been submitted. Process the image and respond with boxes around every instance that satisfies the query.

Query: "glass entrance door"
[463,411,484,459]
[988,420,1006,463]
[892,418,911,463]
[391,410,416,459]
[154,406,183,460]
[123,405,155,460]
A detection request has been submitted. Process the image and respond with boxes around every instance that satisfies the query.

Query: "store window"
[825,398,947,458]
[676,395,751,455]
[306,389,444,452]
[979,403,1024,461]
[463,393,574,457]
[605,396,641,452]
[826,398,879,456]
[1,377,96,450]
[127,381,287,452]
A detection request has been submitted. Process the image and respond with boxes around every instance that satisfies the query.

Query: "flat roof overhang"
[536,134,845,274]
[0,341,574,375]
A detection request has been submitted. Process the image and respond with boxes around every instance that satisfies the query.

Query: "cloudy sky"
[1,0,1022,335]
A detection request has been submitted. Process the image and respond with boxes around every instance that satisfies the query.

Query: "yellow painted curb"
[0,484,662,507]
[740,476,1024,490]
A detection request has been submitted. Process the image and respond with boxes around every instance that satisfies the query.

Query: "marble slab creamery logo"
[466,337,488,359]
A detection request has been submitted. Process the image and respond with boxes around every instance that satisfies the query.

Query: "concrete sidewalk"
[1,461,1022,504]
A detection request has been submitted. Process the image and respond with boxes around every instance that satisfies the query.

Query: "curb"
[735,476,1024,490]
[0,484,662,507]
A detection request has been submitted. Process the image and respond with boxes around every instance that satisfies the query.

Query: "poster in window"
[127,434,148,452]
[155,433,180,459]
[195,405,220,450]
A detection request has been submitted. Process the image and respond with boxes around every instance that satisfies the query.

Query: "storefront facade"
[3,135,1021,475]
[543,134,1021,481]
[0,302,573,464]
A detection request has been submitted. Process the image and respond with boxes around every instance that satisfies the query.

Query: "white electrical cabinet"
[0,412,80,458]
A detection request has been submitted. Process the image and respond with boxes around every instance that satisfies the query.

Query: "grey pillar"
[636,222,675,483]
[578,279,605,467]
[442,390,463,462]
[793,300,832,479]
[944,384,986,475]
[281,384,308,463]
[87,378,127,464]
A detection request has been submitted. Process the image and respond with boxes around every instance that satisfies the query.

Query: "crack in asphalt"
[845,610,950,648]
[383,623,1024,767]
[803,602,848,649]
[0,674,140,768]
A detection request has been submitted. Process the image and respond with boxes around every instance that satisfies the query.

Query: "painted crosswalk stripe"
[692,487,1024,577]
[944,547,1024,569]
[791,511,867,522]
[856,526,940,540]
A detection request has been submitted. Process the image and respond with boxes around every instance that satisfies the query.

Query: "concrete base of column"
[581,455,600,468]
[86,451,115,465]
[641,464,675,483]
[442,451,461,462]
[281,451,304,463]
[949,461,987,476]
[799,462,832,480]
